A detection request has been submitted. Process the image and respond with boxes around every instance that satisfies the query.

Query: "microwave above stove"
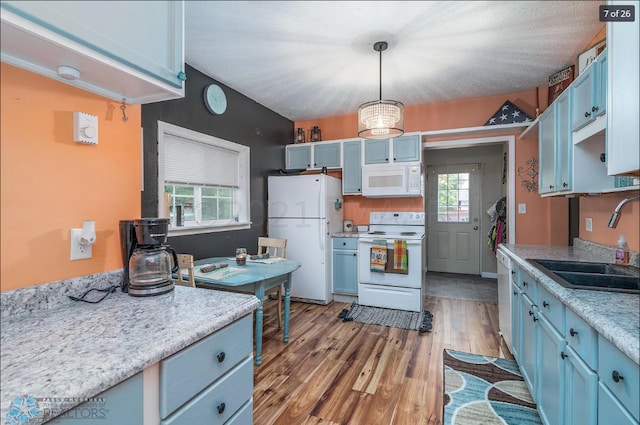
[361,162,422,198]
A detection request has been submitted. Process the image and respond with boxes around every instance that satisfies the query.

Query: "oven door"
[358,237,423,288]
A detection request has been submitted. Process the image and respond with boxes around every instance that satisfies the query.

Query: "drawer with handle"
[598,335,639,421]
[160,314,252,418]
[333,237,358,250]
[565,307,598,370]
[161,356,253,425]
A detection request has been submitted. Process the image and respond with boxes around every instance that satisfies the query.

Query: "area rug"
[443,349,541,425]
[338,303,433,332]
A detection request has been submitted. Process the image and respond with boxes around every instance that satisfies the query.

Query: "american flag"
[484,100,533,126]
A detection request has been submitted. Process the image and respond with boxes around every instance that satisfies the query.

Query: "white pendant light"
[358,41,404,139]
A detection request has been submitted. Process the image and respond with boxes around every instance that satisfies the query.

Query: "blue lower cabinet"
[537,314,566,425]
[51,372,143,424]
[564,346,597,425]
[161,357,253,425]
[598,382,638,425]
[519,293,538,397]
[332,238,358,295]
[510,281,521,362]
[598,335,639,422]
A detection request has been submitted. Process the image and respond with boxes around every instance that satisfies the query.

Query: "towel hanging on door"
[370,239,387,273]
[393,240,408,271]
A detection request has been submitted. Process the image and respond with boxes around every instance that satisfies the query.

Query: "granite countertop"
[499,243,639,364]
[0,283,260,423]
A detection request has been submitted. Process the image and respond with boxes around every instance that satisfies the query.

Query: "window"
[158,121,250,235]
[437,172,470,222]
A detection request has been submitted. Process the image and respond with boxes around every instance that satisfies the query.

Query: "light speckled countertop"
[499,243,639,364]
[0,283,259,423]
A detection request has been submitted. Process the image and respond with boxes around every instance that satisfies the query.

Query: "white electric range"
[357,212,425,312]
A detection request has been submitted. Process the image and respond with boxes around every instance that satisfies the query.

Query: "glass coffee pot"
[127,218,179,297]
[129,246,178,294]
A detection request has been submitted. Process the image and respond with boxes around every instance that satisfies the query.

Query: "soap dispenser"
[615,235,629,265]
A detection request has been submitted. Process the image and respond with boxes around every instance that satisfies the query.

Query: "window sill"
[168,221,252,237]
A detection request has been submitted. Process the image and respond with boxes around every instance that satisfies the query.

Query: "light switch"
[585,217,593,232]
[518,203,527,214]
[73,112,98,145]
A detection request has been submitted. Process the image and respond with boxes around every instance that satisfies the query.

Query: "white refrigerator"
[267,174,343,304]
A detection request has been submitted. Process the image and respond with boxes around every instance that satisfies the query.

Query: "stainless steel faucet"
[607,195,640,228]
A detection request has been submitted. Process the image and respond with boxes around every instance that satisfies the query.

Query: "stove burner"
[368,231,386,235]
[400,232,417,236]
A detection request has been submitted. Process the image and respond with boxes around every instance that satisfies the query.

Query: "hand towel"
[370,239,387,273]
[394,240,408,271]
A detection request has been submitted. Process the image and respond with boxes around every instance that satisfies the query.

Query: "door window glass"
[437,173,470,222]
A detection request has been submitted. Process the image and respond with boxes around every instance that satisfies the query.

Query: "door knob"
[473,226,478,230]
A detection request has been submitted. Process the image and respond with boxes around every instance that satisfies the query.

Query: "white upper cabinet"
[0,1,185,104]
[606,0,639,175]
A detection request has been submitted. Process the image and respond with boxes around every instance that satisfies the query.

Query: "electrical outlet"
[518,203,527,214]
[585,217,593,232]
[70,229,92,260]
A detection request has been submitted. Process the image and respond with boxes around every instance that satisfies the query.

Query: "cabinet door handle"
[217,402,226,414]
[543,301,549,308]
[528,310,534,316]
[513,290,518,295]
[343,242,346,246]
[511,270,515,275]
[217,352,226,363]
[569,328,578,337]
[523,281,528,287]
[612,370,624,383]
[584,111,591,118]
[592,106,599,112]
[533,316,538,322]
[561,351,568,360]
[562,182,568,188]
[353,253,356,256]
[549,185,554,189]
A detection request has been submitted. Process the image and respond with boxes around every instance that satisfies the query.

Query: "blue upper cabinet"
[285,145,312,170]
[364,139,390,164]
[0,1,185,104]
[571,49,607,132]
[392,134,421,162]
[313,142,341,168]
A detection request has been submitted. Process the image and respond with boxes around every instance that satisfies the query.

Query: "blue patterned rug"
[443,349,542,425]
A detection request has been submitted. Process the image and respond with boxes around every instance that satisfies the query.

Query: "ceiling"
[185,1,605,122]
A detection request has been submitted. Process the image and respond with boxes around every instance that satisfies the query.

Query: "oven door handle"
[359,238,422,245]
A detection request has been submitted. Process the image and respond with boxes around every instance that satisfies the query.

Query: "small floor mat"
[338,303,433,332]
[443,349,541,425]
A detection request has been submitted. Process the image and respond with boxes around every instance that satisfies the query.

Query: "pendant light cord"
[378,46,382,101]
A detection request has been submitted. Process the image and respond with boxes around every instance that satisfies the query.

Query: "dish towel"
[394,240,408,271]
[370,239,387,273]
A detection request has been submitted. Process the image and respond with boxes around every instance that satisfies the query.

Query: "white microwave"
[361,162,422,198]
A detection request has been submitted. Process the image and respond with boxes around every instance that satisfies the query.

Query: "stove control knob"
[409,213,413,218]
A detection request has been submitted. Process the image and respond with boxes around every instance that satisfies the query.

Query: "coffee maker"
[119,218,178,297]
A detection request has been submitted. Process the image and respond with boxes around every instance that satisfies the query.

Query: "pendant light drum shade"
[357,41,404,139]
[358,100,404,139]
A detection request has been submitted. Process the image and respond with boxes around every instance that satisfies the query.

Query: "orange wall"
[1,63,142,291]
[580,193,639,251]
[296,88,565,242]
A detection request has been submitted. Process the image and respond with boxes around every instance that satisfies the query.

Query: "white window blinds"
[163,134,239,188]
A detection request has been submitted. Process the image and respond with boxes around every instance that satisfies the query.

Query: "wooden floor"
[253,290,512,425]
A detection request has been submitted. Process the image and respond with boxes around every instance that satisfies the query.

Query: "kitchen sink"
[528,259,640,294]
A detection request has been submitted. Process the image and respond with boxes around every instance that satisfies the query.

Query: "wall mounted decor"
[576,39,606,76]
[517,157,538,192]
[548,65,574,106]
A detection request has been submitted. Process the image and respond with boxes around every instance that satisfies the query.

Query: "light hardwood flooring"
[253,279,512,425]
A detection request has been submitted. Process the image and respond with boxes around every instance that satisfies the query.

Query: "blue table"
[188,257,301,366]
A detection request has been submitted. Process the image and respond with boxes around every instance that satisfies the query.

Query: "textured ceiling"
[185,1,605,121]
